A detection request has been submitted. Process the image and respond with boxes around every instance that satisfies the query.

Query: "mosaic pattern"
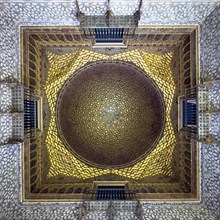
[210,114,220,142]
[0,114,12,144]
[209,82,220,142]
[78,1,217,24]
[198,7,220,216]
[0,84,12,112]
[0,1,78,82]
[110,1,139,16]
[0,1,218,82]
[201,144,220,218]
[200,4,220,82]
[0,83,24,144]
[0,145,77,219]
[0,144,217,219]
[0,1,219,219]
[136,2,216,25]
[79,0,107,16]
[209,82,220,110]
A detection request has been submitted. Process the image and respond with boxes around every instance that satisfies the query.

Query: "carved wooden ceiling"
[21,26,198,201]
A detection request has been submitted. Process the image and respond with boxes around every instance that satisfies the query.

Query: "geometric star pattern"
[45,49,176,180]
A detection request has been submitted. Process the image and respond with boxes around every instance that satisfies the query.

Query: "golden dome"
[57,61,165,168]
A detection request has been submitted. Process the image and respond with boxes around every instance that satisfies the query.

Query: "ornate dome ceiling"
[57,61,165,168]
[21,26,200,202]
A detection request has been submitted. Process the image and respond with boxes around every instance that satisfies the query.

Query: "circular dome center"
[57,61,165,168]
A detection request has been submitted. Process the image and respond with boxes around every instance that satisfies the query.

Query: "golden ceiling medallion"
[57,61,165,168]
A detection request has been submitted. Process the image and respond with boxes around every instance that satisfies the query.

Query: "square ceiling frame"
[20,26,200,202]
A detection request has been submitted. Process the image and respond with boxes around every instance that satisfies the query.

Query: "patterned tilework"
[210,114,220,141]
[0,2,78,82]
[0,144,217,219]
[0,1,218,82]
[79,0,107,16]
[0,114,13,145]
[200,4,220,82]
[0,84,13,144]
[0,1,219,219]
[209,82,220,110]
[0,84,12,112]
[208,82,220,142]
[199,6,220,217]
[201,144,220,218]
[139,2,217,25]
